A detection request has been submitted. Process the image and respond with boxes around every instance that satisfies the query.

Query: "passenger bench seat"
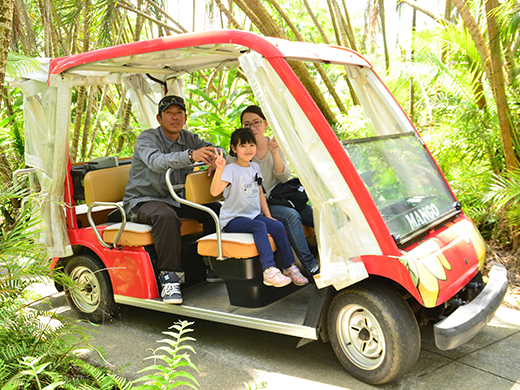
[82,165,203,247]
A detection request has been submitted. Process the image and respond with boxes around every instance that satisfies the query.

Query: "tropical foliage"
[1,1,519,245]
[1,0,519,386]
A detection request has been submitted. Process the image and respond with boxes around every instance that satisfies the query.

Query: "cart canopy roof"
[48,30,371,82]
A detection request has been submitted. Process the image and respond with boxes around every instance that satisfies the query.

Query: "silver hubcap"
[69,266,100,313]
[336,303,385,370]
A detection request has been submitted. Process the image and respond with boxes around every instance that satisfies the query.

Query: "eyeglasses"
[243,120,266,128]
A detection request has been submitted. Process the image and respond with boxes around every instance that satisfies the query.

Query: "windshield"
[305,63,458,243]
[343,133,456,242]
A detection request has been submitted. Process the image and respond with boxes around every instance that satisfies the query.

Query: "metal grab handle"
[165,167,223,260]
[13,168,37,189]
[87,202,127,249]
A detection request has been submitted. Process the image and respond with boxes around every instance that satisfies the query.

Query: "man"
[123,95,222,305]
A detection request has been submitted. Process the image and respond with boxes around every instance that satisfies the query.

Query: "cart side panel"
[66,229,158,299]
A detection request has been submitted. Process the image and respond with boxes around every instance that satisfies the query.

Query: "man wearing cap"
[123,95,223,305]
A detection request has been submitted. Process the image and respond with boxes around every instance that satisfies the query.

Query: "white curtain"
[20,75,73,257]
[239,52,378,290]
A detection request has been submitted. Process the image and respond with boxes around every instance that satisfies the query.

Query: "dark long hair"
[240,105,266,124]
[229,128,256,157]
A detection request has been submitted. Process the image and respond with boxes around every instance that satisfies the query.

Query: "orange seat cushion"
[197,232,276,259]
[103,218,203,247]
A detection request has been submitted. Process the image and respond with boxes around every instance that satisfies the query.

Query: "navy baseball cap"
[158,95,186,114]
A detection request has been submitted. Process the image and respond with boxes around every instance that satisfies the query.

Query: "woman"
[233,105,320,276]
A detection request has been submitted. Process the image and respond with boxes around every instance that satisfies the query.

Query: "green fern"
[486,169,520,226]
[132,320,199,390]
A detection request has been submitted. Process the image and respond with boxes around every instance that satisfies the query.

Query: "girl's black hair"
[229,127,256,157]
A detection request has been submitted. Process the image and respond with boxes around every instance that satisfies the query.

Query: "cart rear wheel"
[64,254,116,323]
[328,283,420,385]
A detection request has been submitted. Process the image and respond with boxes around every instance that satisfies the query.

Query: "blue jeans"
[268,204,318,272]
[224,215,295,270]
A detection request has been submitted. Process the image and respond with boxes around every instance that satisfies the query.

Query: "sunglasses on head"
[158,96,185,113]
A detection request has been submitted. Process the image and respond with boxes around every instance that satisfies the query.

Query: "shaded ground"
[486,242,520,310]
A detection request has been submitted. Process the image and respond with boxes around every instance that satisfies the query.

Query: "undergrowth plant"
[132,321,199,390]
[0,184,133,389]
[0,182,261,389]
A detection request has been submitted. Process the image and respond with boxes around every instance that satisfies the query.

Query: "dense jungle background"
[0,0,520,388]
[1,0,520,275]
[3,0,519,290]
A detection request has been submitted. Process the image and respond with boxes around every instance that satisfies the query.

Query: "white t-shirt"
[220,162,263,229]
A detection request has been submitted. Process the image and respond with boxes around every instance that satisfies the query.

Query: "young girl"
[210,128,308,287]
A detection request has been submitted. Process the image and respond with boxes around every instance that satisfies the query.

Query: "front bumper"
[434,263,508,350]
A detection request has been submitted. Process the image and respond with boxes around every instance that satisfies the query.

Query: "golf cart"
[14,30,507,385]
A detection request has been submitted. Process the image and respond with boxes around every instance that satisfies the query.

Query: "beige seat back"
[84,165,131,206]
[185,170,223,204]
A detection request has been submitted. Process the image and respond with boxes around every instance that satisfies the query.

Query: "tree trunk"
[87,86,109,160]
[441,0,452,62]
[105,86,127,156]
[241,0,283,37]
[268,0,348,114]
[451,0,492,81]
[326,0,342,46]
[238,0,337,123]
[378,0,390,72]
[410,8,416,122]
[484,0,518,170]
[339,0,357,51]
[116,102,133,154]
[213,0,242,29]
[302,0,329,44]
[0,0,14,92]
[12,3,29,54]
[146,0,187,33]
[15,0,36,56]
[39,0,51,56]
[81,85,95,160]
[400,0,452,25]
[134,0,143,41]
[332,0,349,47]
[70,87,86,162]
[117,0,182,34]
[360,1,372,53]
[233,0,269,35]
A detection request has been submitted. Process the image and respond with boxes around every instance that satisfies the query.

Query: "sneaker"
[206,267,223,283]
[263,267,292,287]
[308,264,320,277]
[159,272,183,304]
[284,264,309,286]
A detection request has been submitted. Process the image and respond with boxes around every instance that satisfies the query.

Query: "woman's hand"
[268,136,280,153]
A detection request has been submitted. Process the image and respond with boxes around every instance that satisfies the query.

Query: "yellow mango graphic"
[416,261,440,307]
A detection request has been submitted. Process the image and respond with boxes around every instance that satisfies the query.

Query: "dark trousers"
[223,215,295,270]
[130,201,220,272]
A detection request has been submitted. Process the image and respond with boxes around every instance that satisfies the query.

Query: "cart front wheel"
[328,283,420,385]
[64,254,116,323]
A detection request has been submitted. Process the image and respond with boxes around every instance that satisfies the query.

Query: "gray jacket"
[123,126,218,214]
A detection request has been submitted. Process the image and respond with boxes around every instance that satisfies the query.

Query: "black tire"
[64,254,117,323]
[328,283,420,385]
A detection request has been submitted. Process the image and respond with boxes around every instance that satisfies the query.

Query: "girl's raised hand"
[214,148,226,170]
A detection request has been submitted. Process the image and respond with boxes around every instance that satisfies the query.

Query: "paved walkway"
[32,281,520,389]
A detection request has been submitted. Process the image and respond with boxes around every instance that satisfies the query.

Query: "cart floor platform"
[114,282,319,339]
